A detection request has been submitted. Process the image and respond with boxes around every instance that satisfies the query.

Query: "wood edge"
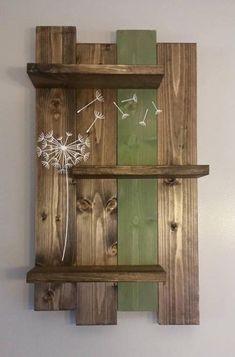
[76,42,197,45]
[26,65,164,89]
[71,165,209,179]
[36,26,76,32]
[76,322,118,326]
[27,63,164,74]
[158,320,200,325]
[26,265,166,283]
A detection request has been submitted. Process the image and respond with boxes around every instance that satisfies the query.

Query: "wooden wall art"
[26,26,209,325]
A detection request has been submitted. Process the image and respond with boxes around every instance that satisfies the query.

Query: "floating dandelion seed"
[139,108,149,127]
[152,101,162,115]
[121,93,138,104]
[37,131,90,261]
[77,90,104,114]
[86,110,105,134]
[113,101,129,119]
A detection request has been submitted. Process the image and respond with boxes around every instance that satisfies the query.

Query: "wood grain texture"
[157,43,199,324]
[75,44,117,325]
[117,30,158,311]
[27,265,166,283]
[27,63,164,88]
[72,165,209,179]
[35,26,77,310]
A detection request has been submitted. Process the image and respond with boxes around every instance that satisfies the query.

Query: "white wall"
[1,0,235,356]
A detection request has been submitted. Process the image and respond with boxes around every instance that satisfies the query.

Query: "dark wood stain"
[35,26,77,311]
[75,44,118,325]
[27,63,164,89]
[157,43,199,324]
[27,265,166,283]
[72,165,209,179]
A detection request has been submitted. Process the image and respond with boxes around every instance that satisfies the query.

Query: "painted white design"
[77,90,104,114]
[139,108,149,127]
[152,101,162,115]
[121,93,138,104]
[37,131,90,261]
[113,101,129,119]
[86,110,105,134]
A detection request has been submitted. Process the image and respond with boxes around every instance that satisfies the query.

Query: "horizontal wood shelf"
[71,165,209,179]
[26,265,166,283]
[27,63,164,88]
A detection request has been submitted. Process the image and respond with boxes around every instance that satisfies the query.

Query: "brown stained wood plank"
[27,63,164,88]
[76,283,116,326]
[35,26,77,311]
[34,283,76,311]
[75,44,117,325]
[72,165,209,179]
[157,43,199,324]
[27,265,166,283]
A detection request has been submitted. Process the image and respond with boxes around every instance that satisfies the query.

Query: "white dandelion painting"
[37,130,90,261]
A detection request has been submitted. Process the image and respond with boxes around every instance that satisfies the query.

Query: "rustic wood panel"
[157,43,199,324]
[117,30,158,311]
[72,165,209,178]
[27,63,164,88]
[35,26,77,310]
[27,265,166,283]
[75,44,117,325]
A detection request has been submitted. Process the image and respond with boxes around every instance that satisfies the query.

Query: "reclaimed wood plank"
[117,30,158,311]
[27,63,164,88]
[75,44,117,325]
[157,43,199,324]
[72,165,209,179]
[35,26,77,310]
[27,265,166,283]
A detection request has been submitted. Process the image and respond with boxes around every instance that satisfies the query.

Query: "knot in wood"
[106,197,117,212]
[51,98,61,108]
[108,241,117,256]
[41,211,47,221]
[77,198,92,213]
[170,222,178,232]
[43,288,55,302]
[164,178,179,186]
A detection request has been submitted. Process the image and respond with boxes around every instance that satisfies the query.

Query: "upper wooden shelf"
[27,63,164,89]
[26,265,166,283]
[71,165,209,179]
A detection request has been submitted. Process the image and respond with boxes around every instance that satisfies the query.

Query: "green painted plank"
[117,30,158,310]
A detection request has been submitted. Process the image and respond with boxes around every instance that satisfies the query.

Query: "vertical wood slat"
[157,43,199,324]
[117,30,158,310]
[75,44,117,325]
[35,27,77,310]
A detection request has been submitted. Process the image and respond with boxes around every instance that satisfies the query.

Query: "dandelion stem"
[143,108,149,122]
[113,101,124,115]
[121,98,132,103]
[86,117,98,133]
[77,98,97,114]
[61,169,69,262]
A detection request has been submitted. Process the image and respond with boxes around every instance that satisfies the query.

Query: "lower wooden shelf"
[71,165,209,179]
[26,265,166,283]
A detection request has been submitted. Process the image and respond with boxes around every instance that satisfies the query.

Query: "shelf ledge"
[27,63,164,89]
[71,165,209,179]
[26,265,166,283]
